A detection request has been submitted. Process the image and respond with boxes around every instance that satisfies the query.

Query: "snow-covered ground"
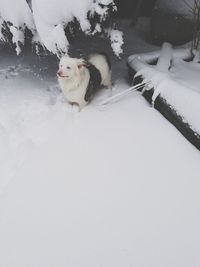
[0,18,200,267]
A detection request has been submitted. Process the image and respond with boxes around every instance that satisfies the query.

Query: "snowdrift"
[128,43,200,150]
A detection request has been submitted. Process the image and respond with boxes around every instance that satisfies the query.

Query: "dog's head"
[57,56,86,80]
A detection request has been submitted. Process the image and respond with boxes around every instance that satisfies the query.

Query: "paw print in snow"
[0,65,31,79]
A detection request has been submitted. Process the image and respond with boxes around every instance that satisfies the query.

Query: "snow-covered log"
[128,47,193,67]
[127,44,200,150]
[156,42,173,71]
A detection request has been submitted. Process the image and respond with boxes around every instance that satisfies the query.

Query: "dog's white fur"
[88,54,112,88]
[57,54,112,110]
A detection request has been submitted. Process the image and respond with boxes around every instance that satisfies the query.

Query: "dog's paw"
[72,104,80,113]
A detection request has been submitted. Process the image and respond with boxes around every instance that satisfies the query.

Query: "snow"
[156,42,172,72]
[0,18,200,267]
[9,26,25,55]
[109,29,124,57]
[32,0,93,54]
[0,0,34,29]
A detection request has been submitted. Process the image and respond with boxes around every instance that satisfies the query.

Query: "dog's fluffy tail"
[88,53,112,88]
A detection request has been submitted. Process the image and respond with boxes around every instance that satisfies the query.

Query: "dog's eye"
[66,66,71,70]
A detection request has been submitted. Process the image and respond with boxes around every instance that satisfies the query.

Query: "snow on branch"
[0,0,123,57]
[109,29,124,57]
[0,0,35,54]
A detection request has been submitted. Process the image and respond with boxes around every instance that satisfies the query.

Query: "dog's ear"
[77,59,86,69]
[78,64,85,69]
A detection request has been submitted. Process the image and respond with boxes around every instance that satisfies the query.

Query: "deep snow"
[0,18,200,267]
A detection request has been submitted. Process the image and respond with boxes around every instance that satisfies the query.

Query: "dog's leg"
[102,71,113,89]
[78,101,88,111]
[72,103,80,113]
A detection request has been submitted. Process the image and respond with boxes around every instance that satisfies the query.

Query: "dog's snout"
[57,70,62,76]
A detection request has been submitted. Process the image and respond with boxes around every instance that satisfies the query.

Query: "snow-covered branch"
[0,0,35,54]
[0,0,124,57]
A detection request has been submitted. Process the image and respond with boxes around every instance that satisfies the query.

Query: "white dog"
[57,53,112,110]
